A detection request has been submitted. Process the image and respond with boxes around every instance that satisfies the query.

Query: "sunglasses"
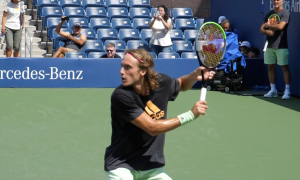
[106,50,114,52]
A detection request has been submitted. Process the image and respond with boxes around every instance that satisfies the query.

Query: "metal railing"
[25,27,33,57]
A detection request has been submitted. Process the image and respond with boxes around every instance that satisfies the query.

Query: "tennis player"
[260,0,291,99]
[104,49,215,179]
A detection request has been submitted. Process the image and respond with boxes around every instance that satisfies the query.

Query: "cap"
[218,16,226,24]
[73,22,82,28]
[239,41,251,48]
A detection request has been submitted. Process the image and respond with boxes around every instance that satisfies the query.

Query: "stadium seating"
[118,29,140,42]
[132,18,151,32]
[105,0,128,8]
[151,7,172,18]
[88,52,106,58]
[59,0,82,9]
[82,0,105,10]
[86,7,107,22]
[97,28,119,43]
[36,0,60,19]
[80,28,97,40]
[65,52,87,58]
[107,7,130,20]
[63,7,85,18]
[195,18,205,29]
[111,18,133,30]
[158,52,180,58]
[44,17,68,42]
[40,7,63,29]
[184,29,198,43]
[175,19,196,31]
[169,29,184,41]
[90,18,111,31]
[172,8,194,19]
[116,52,125,58]
[129,7,151,19]
[172,40,194,54]
[128,0,151,8]
[83,40,104,54]
[140,29,153,43]
[104,40,126,52]
[149,52,157,58]
[68,17,89,28]
[127,40,150,51]
[181,52,198,59]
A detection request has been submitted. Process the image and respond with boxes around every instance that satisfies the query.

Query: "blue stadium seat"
[169,29,184,41]
[119,29,140,42]
[128,0,151,8]
[97,28,119,43]
[80,28,97,39]
[140,29,152,43]
[63,7,85,18]
[107,7,130,21]
[86,7,107,22]
[129,7,151,19]
[172,8,194,19]
[127,40,150,51]
[44,17,68,42]
[36,0,60,19]
[172,41,194,54]
[90,18,111,31]
[132,18,151,32]
[105,0,128,8]
[104,40,126,52]
[181,52,197,59]
[65,52,87,58]
[158,52,180,58]
[59,0,82,9]
[175,19,196,31]
[111,18,132,30]
[184,29,198,42]
[40,7,63,29]
[82,0,105,10]
[88,52,106,58]
[149,52,157,58]
[151,7,172,18]
[84,40,104,54]
[115,52,125,58]
[68,17,89,28]
[195,18,204,30]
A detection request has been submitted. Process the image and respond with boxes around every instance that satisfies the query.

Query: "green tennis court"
[0,88,299,180]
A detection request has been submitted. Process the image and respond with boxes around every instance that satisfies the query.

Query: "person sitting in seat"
[52,18,87,58]
[248,47,260,58]
[100,43,121,58]
[239,41,251,57]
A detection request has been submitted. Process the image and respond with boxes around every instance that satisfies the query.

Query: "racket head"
[195,22,227,69]
[268,14,280,25]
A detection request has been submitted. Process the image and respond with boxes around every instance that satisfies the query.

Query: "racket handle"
[200,87,207,101]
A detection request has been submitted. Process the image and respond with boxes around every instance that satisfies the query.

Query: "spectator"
[239,41,251,57]
[148,5,172,55]
[100,43,121,58]
[52,18,87,58]
[218,16,226,25]
[2,0,25,57]
[248,47,260,58]
[220,18,240,40]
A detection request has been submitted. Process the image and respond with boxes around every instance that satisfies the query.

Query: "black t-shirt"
[104,73,180,171]
[100,54,121,58]
[264,9,290,49]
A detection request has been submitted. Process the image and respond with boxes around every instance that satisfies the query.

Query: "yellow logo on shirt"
[145,101,164,120]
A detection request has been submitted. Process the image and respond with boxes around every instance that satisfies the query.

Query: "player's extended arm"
[177,67,215,91]
[131,101,208,136]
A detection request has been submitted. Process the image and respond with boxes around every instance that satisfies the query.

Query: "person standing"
[104,49,215,180]
[2,0,25,57]
[148,5,172,55]
[260,0,291,99]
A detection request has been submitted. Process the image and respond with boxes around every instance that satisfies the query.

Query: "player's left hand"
[195,67,216,81]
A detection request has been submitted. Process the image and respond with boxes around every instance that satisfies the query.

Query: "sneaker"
[264,90,278,98]
[282,91,291,100]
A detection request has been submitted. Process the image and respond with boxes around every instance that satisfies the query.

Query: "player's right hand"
[191,101,208,119]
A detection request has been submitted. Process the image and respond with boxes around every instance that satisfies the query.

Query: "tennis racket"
[195,22,227,101]
[263,14,280,51]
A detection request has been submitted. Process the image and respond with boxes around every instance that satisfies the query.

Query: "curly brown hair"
[124,49,160,91]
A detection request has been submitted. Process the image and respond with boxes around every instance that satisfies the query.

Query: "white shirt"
[149,18,172,46]
[4,1,24,30]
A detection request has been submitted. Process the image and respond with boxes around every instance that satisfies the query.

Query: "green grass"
[0,88,299,180]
